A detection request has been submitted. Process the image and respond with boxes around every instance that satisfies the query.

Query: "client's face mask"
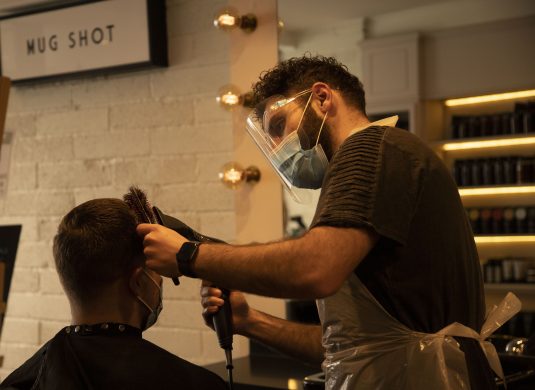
[271,92,329,189]
[136,269,163,331]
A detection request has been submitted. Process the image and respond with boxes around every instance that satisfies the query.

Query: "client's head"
[53,198,162,330]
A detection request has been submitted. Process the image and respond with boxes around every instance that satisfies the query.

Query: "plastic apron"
[317,273,521,390]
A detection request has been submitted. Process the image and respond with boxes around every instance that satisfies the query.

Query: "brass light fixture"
[219,162,261,189]
[216,84,254,110]
[213,7,257,33]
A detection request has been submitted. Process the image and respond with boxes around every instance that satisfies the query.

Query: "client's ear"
[129,267,146,296]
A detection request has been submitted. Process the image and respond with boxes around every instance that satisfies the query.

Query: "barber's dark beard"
[300,109,334,160]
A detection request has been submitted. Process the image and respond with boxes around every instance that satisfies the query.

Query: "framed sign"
[0,0,167,83]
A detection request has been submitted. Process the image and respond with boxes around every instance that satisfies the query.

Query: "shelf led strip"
[444,89,535,107]
[458,185,535,196]
[442,136,535,151]
[475,235,535,244]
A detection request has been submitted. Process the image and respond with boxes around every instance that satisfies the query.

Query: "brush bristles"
[123,186,157,224]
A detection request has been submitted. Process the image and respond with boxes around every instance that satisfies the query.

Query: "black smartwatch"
[176,241,201,278]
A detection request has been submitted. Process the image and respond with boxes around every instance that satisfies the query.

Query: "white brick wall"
[0,0,245,378]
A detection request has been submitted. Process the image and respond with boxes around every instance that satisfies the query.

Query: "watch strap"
[176,241,201,278]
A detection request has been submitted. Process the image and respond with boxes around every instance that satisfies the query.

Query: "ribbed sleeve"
[311,126,385,230]
[311,125,424,246]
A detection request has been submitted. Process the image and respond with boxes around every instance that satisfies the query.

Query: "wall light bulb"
[213,7,257,33]
[219,162,261,189]
[216,84,242,110]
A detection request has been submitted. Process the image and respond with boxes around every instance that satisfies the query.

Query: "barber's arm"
[201,281,324,365]
[137,224,377,299]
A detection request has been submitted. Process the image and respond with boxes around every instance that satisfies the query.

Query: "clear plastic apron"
[317,273,521,390]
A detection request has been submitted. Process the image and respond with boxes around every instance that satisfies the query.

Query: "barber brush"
[152,206,234,389]
[124,187,234,387]
[123,186,180,285]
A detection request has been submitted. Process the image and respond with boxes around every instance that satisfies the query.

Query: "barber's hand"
[201,280,251,336]
[137,223,187,278]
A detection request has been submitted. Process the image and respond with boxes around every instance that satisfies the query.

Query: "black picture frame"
[0,0,168,84]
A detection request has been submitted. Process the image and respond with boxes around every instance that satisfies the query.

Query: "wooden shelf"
[485,283,535,294]
[432,134,535,152]
[475,235,535,244]
[458,185,535,197]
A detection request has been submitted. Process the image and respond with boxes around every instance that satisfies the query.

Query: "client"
[1,198,226,389]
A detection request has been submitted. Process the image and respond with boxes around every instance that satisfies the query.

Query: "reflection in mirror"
[278,0,535,234]
[277,0,535,325]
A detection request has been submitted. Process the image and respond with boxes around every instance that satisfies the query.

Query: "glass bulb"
[213,8,241,31]
[216,84,242,110]
[219,162,244,189]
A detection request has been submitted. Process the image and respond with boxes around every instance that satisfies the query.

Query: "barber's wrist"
[176,241,201,278]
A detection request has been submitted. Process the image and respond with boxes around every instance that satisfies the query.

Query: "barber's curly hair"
[251,54,366,115]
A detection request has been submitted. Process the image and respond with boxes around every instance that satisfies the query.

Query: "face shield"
[245,89,329,203]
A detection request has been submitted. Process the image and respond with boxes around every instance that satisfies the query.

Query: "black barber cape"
[0,323,227,390]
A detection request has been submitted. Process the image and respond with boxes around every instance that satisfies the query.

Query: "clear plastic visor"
[245,89,319,203]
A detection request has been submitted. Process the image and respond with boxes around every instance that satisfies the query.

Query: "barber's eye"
[269,117,285,140]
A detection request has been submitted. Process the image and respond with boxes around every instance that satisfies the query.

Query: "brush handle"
[152,207,180,285]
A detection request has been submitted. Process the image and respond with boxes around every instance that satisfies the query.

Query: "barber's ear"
[311,82,332,113]
[129,267,146,296]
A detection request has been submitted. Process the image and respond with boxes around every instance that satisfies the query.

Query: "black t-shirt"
[311,125,485,334]
[0,324,227,390]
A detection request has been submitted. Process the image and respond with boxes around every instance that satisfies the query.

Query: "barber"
[137,55,505,390]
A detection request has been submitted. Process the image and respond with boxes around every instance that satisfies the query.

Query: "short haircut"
[251,54,367,116]
[53,198,144,304]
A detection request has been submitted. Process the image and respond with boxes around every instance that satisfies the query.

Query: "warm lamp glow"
[458,185,535,197]
[213,7,257,32]
[475,235,535,244]
[216,84,254,110]
[219,92,240,107]
[445,89,535,107]
[216,13,238,28]
[219,162,261,189]
[442,136,535,151]
[216,84,242,110]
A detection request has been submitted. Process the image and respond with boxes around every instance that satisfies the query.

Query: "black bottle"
[480,115,491,137]
[503,208,516,234]
[460,160,472,187]
[468,208,481,234]
[491,208,504,234]
[471,158,483,186]
[492,157,505,185]
[457,117,468,139]
[511,112,523,134]
[451,116,461,139]
[516,157,535,184]
[468,116,481,138]
[453,160,463,186]
[480,208,492,234]
[515,207,528,234]
[491,114,503,135]
[481,159,494,186]
[502,113,512,135]
[504,156,518,184]
[523,111,534,133]
[528,207,535,234]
